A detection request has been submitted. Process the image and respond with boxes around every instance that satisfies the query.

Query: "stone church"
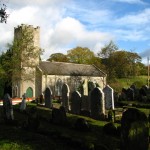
[12,24,107,99]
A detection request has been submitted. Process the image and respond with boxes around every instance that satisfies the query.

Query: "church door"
[26,87,33,98]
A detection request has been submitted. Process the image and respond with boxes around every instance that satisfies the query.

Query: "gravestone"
[90,87,105,119]
[44,87,52,108]
[121,108,149,150]
[3,93,14,121]
[87,82,96,112]
[119,88,127,101]
[81,79,89,111]
[20,93,26,111]
[74,118,90,131]
[126,87,134,101]
[71,91,81,114]
[52,106,67,125]
[103,85,114,110]
[39,93,44,104]
[82,79,88,96]
[62,83,70,112]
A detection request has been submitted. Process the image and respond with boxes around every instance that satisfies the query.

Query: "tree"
[10,25,43,82]
[0,25,43,97]
[98,41,118,58]
[47,53,69,62]
[67,46,96,64]
[110,51,141,78]
[98,41,118,79]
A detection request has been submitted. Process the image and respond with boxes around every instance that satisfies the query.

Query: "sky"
[0,0,150,63]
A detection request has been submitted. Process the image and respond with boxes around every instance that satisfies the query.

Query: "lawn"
[0,103,120,150]
[0,101,149,150]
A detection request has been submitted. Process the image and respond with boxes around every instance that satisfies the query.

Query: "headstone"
[20,93,26,111]
[26,107,40,131]
[52,106,67,125]
[3,93,14,121]
[119,88,127,101]
[121,108,149,150]
[74,118,90,131]
[71,91,81,114]
[44,87,52,108]
[87,82,96,112]
[39,93,44,104]
[62,83,70,112]
[103,85,114,110]
[81,79,89,111]
[90,87,105,119]
[82,79,88,96]
[126,87,134,101]
[81,95,89,111]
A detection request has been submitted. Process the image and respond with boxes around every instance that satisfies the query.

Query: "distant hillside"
[108,76,148,93]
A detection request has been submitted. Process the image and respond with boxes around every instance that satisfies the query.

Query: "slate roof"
[38,61,106,77]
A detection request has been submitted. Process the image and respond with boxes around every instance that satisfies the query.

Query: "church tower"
[12,24,41,98]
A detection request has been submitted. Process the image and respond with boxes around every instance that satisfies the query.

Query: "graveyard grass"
[109,76,148,92]
[0,102,120,150]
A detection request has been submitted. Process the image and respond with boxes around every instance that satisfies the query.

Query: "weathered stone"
[52,106,67,125]
[103,85,114,110]
[62,83,70,112]
[20,93,26,111]
[71,91,81,114]
[90,87,105,119]
[121,108,149,150]
[74,118,90,131]
[3,93,14,121]
[44,87,52,108]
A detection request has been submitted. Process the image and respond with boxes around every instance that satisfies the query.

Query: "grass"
[0,103,121,150]
[0,101,149,150]
[109,76,148,92]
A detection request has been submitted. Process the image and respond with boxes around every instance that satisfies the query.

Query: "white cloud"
[113,29,148,41]
[112,0,146,4]
[42,17,113,59]
[115,8,150,27]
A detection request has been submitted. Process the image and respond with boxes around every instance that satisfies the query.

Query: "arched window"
[13,86,18,97]
[55,79,63,96]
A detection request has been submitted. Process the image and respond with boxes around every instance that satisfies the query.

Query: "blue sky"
[0,0,150,63]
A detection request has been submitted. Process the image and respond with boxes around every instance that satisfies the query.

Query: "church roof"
[38,61,106,77]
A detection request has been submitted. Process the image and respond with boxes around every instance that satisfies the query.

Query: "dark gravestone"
[87,82,96,112]
[121,108,149,150]
[74,118,90,132]
[39,94,44,104]
[81,79,89,111]
[71,91,81,115]
[81,95,89,111]
[44,87,52,108]
[26,107,40,131]
[90,87,105,119]
[130,84,139,101]
[126,87,134,101]
[52,106,67,125]
[62,83,70,112]
[3,93,14,121]
[139,85,148,102]
[103,85,114,110]
[119,88,127,101]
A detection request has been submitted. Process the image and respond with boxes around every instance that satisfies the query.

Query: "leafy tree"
[47,53,69,62]
[98,41,118,79]
[67,46,96,64]
[0,25,43,97]
[10,25,43,82]
[98,41,118,58]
